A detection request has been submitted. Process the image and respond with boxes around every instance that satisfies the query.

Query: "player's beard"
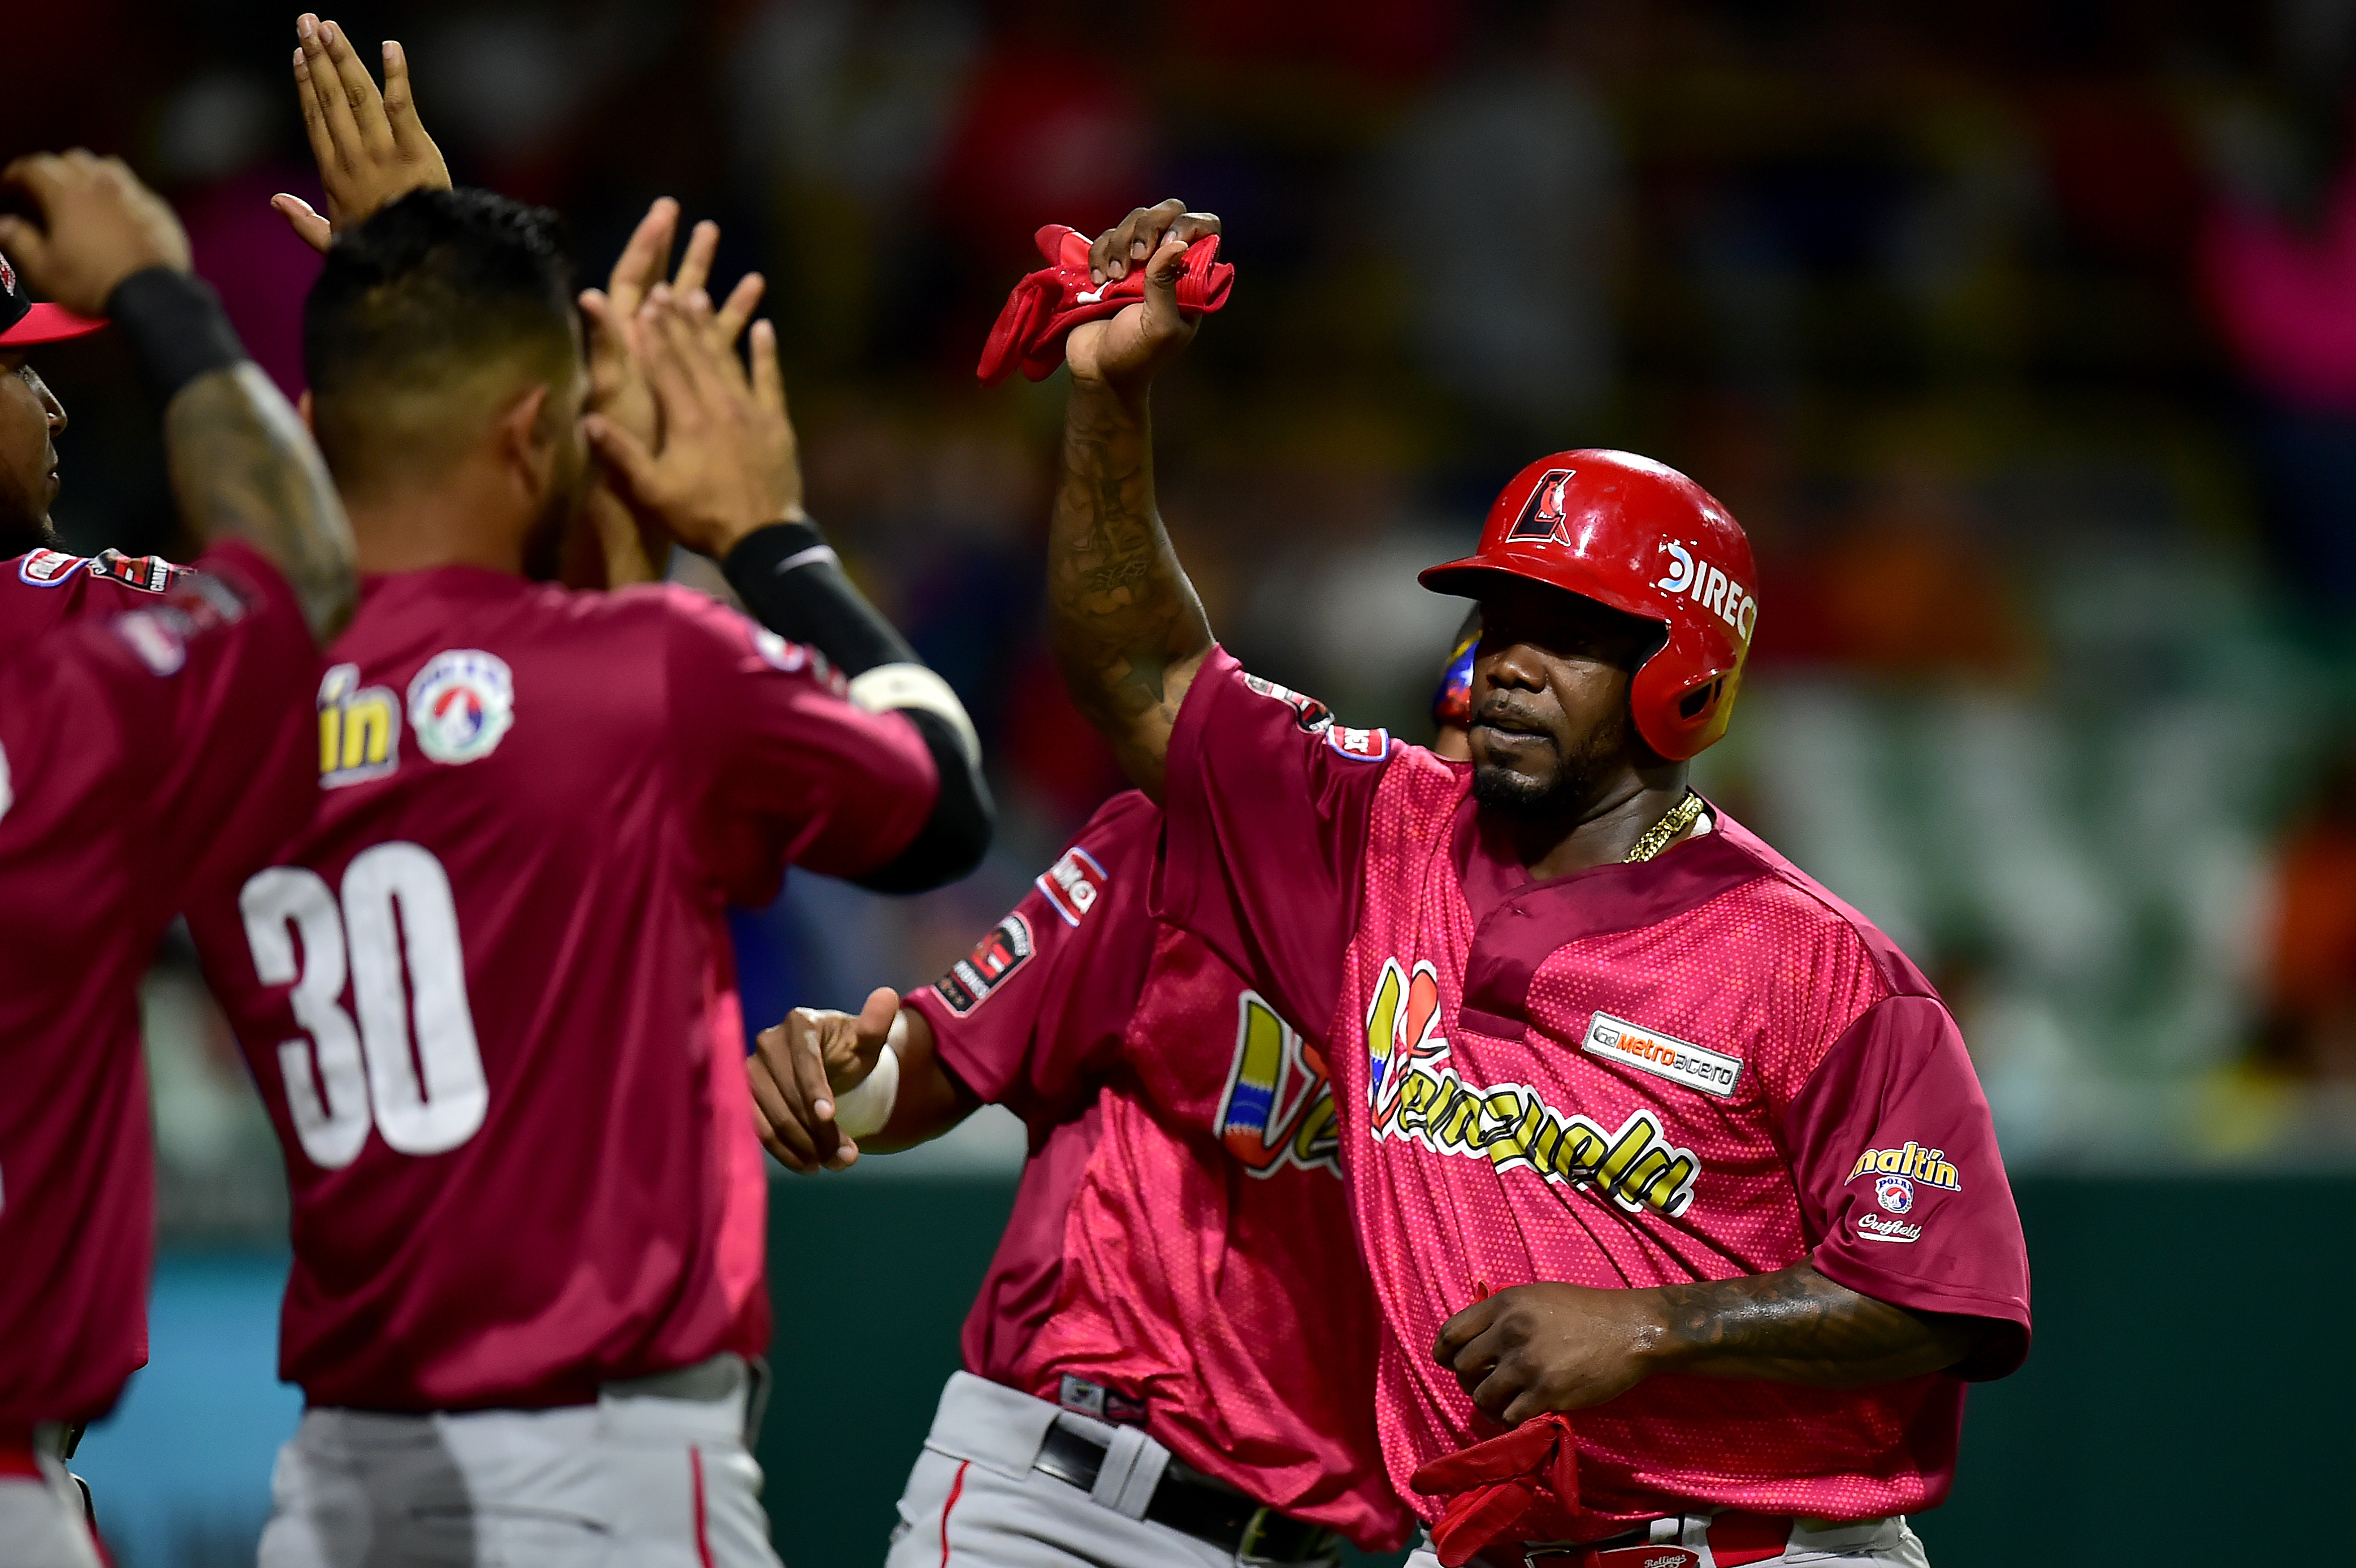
[0,509,60,558]
[1471,704,1639,823]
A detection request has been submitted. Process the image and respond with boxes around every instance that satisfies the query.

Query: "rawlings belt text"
[1363,958,1703,1216]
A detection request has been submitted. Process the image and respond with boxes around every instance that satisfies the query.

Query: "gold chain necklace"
[1625,790,1705,863]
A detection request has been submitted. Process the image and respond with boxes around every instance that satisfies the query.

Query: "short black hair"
[303,187,577,486]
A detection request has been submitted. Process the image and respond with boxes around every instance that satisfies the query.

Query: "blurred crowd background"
[16,0,2356,1246]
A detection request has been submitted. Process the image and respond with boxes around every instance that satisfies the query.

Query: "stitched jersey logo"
[406,649,514,765]
[1363,958,1704,1216]
[1211,991,1339,1179]
[1844,1141,1960,1193]
[1034,844,1108,928]
[317,664,400,789]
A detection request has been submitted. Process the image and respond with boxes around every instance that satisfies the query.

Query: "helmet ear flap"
[1630,655,1742,762]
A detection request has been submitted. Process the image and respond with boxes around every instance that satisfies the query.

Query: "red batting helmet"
[1419,449,1758,761]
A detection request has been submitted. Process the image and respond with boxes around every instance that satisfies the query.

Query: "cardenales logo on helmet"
[1506,468,1579,544]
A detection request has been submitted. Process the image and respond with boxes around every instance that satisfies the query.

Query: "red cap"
[0,249,107,348]
[1419,449,1759,760]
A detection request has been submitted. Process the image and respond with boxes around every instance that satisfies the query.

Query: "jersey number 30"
[239,843,488,1168]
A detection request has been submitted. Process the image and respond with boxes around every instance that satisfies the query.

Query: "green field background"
[759,1173,2355,1568]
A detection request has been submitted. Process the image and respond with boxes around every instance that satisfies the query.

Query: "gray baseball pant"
[1402,1511,1930,1568]
[885,1371,1337,1568]
[257,1355,778,1568]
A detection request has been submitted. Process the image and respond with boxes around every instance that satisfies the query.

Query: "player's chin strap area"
[722,519,995,891]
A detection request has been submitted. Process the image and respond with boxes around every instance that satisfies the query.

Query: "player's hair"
[302,187,578,493]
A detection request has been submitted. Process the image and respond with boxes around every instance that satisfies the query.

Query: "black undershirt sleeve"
[722,521,994,893]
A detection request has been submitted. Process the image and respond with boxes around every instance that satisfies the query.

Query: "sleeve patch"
[1034,845,1109,927]
[932,913,1035,1016]
[106,569,250,675]
[1241,672,1335,733]
[18,549,85,587]
[1325,725,1392,761]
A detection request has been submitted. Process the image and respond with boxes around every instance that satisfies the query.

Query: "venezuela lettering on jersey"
[1211,991,1340,1179]
[1362,958,1703,1216]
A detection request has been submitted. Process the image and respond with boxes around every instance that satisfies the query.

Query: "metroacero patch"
[1580,1012,1743,1099]
[932,913,1033,1016]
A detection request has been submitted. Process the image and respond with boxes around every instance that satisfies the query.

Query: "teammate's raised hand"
[582,199,768,453]
[1066,198,1221,393]
[0,151,192,313]
[581,285,801,558]
[747,988,899,1173]
[272,15,451,253]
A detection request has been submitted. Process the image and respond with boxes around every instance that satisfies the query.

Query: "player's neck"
[1508,769,1690,882]
[345,469,533,577]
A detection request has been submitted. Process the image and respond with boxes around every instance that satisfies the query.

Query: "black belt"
[1033,1421,1341,1563]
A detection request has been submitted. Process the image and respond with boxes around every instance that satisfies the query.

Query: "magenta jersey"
[0,543,317,1428]
[1154,649,2033,1531]
[903,792,1413,1551]
[184,567,939,1411]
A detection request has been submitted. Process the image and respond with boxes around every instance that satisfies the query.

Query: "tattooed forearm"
[1049,378,1213,799]
[1654,1263,1987,1388]
[163,363,357,642]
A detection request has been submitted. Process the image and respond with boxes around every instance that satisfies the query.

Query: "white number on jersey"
[239,842,489,1167]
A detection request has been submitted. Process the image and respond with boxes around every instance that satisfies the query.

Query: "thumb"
[272,194,332,254]
[583,413,661,501]
[854,986,899,1067]
[1138,234,1191,341]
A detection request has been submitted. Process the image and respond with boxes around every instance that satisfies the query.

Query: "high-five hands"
[1064,198,1222,392]
[581,281,802,560]
[273,14,452,253]
[747,989,900,1173]
[0,151,192,312]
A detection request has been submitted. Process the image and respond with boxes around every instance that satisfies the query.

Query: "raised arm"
[271,14,452,253]
[0,153,356,641]
[1050,200,1224,799]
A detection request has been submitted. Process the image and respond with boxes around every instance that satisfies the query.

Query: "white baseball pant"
[258,1359,778,1568]
[885,1371,1339,1568]
[1401,1512,1931,1568]
[0,1452,104,1568]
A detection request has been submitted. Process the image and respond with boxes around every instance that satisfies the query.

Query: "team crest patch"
[317,664,400,787]
[1241,672,1334,733]
[1581,1012,1743,1098]
[933,914,1033,1016]
[1034,844,1108,927]
[18,549,84,587]
[1875,1175,1914,1214]
[406,649,514,765]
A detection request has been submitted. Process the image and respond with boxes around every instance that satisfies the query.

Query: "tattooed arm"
[0,152,357,641]
[1050,200,1223,799]
[163,366,357,640]
[1431,1265,1993,1423]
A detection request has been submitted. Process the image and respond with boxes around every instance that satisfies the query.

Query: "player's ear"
[496,382,557,493]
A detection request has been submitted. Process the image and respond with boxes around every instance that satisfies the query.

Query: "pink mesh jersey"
[1156,649,2032,1532]
[905,791,1412,1550]
[187,569,938,1411]
[1,544,316,1428]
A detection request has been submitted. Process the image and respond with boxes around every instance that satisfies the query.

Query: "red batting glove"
[976,223,1234,385]
[1409,1413,1582,1568]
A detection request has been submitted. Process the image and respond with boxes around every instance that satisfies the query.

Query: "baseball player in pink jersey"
[743,646,1481,1568]
[0,153,358,1567]
[1028,200,2033,1568]
[170,33,993,1560]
